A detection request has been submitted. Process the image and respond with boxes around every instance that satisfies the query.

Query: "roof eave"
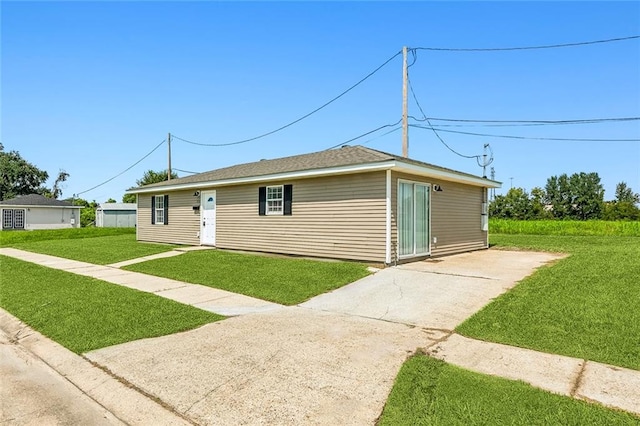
[0,204,82,209]
[392,161,502,188]
[127,159,501,195]
[127,161,397,194]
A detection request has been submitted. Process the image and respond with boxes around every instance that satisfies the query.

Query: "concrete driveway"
[301,250,563,329]
[85,249,562,425]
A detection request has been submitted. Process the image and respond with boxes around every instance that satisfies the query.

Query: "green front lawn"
[124,250,371,305]
[0,227,135,246]
[12,234,177,265]
[0,256,222,353]
[379,354,638,425]
[457,235,640,370]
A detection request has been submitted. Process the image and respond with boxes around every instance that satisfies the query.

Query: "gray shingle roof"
[0,194,76,207]
[135,145,490,190]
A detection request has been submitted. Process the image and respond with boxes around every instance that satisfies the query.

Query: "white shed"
[0,194,82,230]
[96,203,137,227]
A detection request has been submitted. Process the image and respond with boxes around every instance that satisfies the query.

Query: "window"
[151,195,169,225]
[267,185,283,215]
[2,209,25,230]
[398,181,430,257]
[259,185,292,216]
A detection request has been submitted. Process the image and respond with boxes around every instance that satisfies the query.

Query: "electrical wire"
[172,50,403,147]
[412,35,640,52]
[325,119,403,150]
[410,116,640,124]
[76,139,166,196]
[407,75,480,159]
[361,126,402,145]
[409,125,640,142]
[173,168,200,175]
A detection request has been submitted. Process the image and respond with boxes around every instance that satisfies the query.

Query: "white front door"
[200,191,216,245]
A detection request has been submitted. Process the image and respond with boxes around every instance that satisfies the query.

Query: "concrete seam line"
[570,360,588,397]
[84,357,200,426]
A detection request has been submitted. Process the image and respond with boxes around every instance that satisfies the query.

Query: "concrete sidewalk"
[0,247,282,316]
[2,247,639,422]
[427,333,640,416]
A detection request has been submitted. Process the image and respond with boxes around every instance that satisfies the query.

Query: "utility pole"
[402,46,409,158]
[167,132,172,181]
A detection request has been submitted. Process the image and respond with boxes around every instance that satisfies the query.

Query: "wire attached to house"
[173,168,200,175]
[409,125,640,142]
[412,35,639,52]
[76,139,166,196]
[172,50,403,147]
[324,119,403,150]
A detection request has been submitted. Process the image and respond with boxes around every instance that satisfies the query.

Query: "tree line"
[490,172,640,221]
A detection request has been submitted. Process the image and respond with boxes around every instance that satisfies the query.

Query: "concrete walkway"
[1,248,639,423]
[428,333,640,416]
[0,247,282,316]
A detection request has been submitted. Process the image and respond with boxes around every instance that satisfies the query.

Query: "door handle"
[202,221,206,226]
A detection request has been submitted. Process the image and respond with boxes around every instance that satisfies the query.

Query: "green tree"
[614,182,640,204]
[569,172,604,220]
[0,145,49,200]
[105,198,117,203]
[489,187,538,220]
[122,169,178,203]
[544,172,604,220]
[602,182,640,220]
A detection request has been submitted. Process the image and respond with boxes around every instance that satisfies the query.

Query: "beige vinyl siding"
[430,178,487,256]
[216,172,387,262]
[138,191,200,245]
[391,172,487,260]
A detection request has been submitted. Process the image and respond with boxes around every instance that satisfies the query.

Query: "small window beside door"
[151,195,169,225]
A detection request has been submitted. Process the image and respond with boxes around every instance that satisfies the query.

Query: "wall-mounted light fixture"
[433,184,443,192]
[193,191,200,196]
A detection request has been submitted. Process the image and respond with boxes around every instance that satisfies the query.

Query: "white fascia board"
[127,161,397,194]
[392,161,502,188]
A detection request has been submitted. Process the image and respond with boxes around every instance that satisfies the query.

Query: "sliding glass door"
[398,181,430,257]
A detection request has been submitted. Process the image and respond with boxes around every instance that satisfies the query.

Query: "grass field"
[11,234,177,265]
[379,354,639,425]
[490,219,640,237]
[0,255,222,353]
[124,250,371,305]
[0,227,135,246]
[457,234,640,370]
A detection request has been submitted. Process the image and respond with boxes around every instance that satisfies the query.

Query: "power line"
[411,116,640,124]
[409,125,640,142]
[76,139,166,196]
[407,75,480,160]
[412,35,640,52]
[325,119,403,150]
[173,50,403,147]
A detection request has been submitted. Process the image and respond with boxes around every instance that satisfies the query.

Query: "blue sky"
[2,1,639,202]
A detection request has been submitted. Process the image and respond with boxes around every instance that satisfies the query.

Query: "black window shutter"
[258,186,266,215]
[284,184,293,216]
[163,195,169,225]
[151,196,156,224]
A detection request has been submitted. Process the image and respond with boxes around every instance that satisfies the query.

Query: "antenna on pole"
[402,46,409,158]
[479,143,494,178]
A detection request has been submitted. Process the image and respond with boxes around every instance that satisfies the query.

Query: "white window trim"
[266,185,284,216]
[154,195,165,225]
[397,179,432,259]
